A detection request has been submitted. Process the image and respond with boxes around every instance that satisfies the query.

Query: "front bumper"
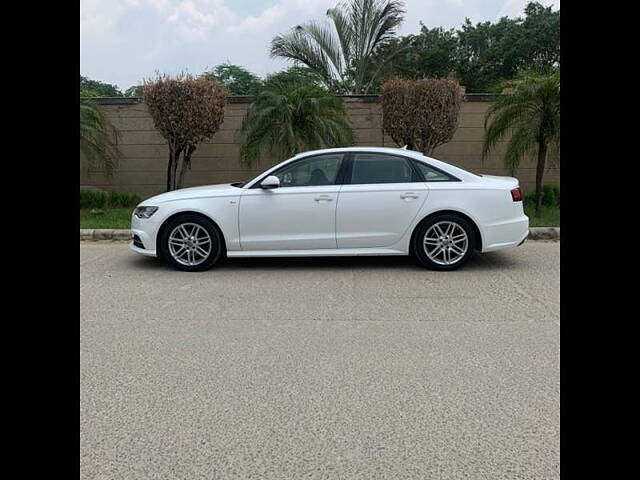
[129,241,157,257]
[130,212,161,257]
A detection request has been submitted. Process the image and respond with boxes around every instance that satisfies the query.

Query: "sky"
[80,0,560,91]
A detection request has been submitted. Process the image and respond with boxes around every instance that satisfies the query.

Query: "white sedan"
[130,147,529,271]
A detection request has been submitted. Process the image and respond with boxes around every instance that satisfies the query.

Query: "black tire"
[158,214,224,272]
[412,213,476,271]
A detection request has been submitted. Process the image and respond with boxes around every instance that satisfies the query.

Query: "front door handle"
[315,195,333,202]
[400,192,419,200]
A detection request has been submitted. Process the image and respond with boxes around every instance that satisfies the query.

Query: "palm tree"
[240,80,355,167]
[482,69,560,218]
[80,100,120,178]
[270,0,405,94]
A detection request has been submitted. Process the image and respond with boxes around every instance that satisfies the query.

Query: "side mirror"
[260,175,280,189]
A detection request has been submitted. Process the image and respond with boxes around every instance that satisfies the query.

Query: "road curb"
[81,229,133,241]
[80,227,560,242]
[527,227,560,241]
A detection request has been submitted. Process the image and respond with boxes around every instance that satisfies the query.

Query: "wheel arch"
[410,209,483,252]
[156,210,227,256]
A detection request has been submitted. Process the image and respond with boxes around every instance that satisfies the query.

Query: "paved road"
[80,242,559,480]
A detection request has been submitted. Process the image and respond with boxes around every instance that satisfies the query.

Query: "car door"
[336,152,428,248]
[238,153,346,250]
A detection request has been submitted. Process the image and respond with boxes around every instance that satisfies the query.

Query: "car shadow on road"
[127,251,521,272]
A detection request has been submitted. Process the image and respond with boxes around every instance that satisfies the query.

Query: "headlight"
[134,206,159,219]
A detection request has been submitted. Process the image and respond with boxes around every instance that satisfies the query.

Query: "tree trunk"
[176,145,196,190]
[166,147,174,192]
[170,147,183,191]
[424,144,435,156]
[534,141,547,218]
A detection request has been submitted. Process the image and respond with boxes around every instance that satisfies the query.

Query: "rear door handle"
[314,195,333,202]
[400,192,419,200]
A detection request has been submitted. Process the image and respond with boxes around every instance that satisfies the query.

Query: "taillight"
[510,187,523,202]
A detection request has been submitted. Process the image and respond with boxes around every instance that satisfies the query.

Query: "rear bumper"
[481,215,529,252]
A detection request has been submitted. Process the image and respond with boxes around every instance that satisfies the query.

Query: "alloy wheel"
[168,223,213,266]
[423,221,469,266]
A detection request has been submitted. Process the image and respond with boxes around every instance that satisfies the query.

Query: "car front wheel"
[158,214,223,271]
[413,214,475,271]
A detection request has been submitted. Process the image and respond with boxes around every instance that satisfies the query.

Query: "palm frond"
[326,7,353,66]
[482,70,560,165]
[503,124,537,174]
[363,0,404,55]
[304,21,346,82]
[240,82,354,168]
[271,28,338,90]
[482,70,560,216]
[80,100,120,178]
[482,101,535,160]
[271,0,405,94]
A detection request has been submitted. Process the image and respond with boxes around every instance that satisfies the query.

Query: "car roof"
[295,146,423,158]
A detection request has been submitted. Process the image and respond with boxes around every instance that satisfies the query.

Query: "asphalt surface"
[80,242,559,480]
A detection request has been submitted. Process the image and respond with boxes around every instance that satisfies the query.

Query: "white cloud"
[229,4,286,34]
[80,0,560,90]
[166,1,237,42]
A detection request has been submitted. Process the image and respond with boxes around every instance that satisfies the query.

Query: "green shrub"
[107,191,142,208]
[80,190,106,209]
[80,190,141,209]
[542,184,560,207]
[524,184,560,208]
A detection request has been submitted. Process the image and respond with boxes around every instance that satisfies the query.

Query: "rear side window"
[413,161,458,182]
[350,153,415,184]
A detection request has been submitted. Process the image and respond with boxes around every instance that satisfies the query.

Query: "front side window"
[350,153,415,184]
[272,154,344,187]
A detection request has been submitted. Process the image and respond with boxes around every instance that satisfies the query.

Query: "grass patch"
[524,204,560,227]
[80,208,134,229]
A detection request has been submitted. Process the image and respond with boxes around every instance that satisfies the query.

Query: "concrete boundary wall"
[82,94,559,198]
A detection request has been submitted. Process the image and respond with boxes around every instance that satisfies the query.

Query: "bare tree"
[143,73,227,191]
[381,76,464,155]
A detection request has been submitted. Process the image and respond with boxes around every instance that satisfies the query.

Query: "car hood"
[141,183,241,205]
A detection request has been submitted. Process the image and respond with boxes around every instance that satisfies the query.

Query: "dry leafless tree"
[143,73,227,191]
[381,76,464,155]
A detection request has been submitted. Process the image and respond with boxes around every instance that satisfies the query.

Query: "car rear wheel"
[159,214,223,271]
[413,214,475,271]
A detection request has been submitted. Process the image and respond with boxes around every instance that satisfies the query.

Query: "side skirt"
[227,247,408,258]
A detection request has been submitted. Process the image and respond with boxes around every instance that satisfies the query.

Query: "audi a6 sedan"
[130,147,529,271]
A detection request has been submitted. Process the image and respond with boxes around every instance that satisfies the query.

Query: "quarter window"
[350,153,415,184]
[413,161,456,182]
[272,154,344,187]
